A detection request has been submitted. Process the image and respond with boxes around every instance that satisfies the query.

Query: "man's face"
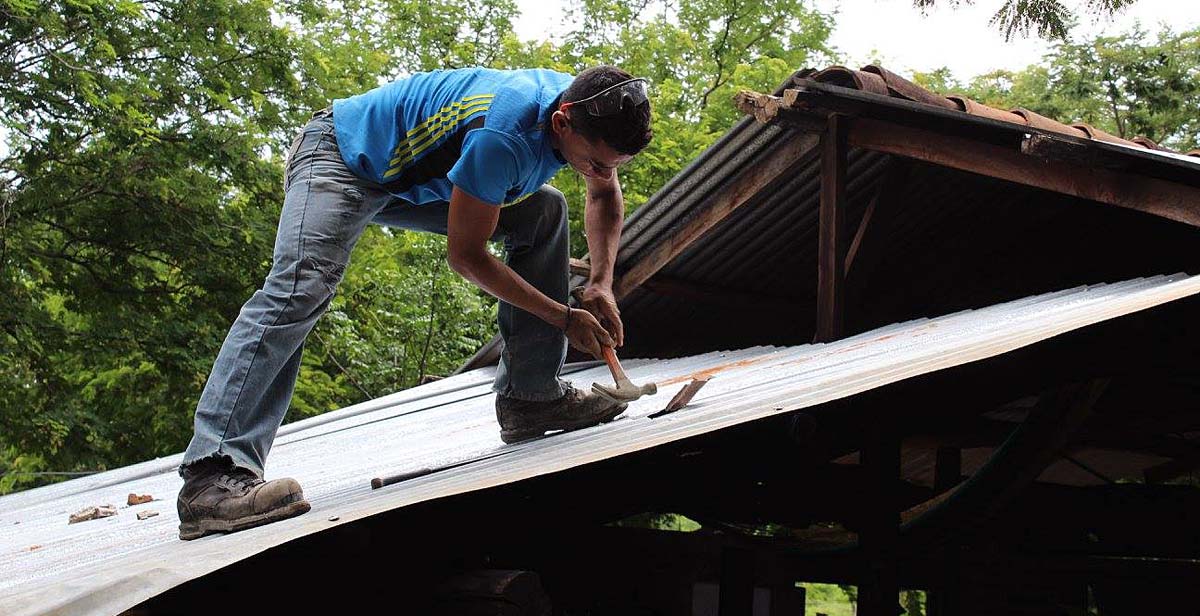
[551,110,634,180]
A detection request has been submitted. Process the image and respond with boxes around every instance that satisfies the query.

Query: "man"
[175,66,653,540]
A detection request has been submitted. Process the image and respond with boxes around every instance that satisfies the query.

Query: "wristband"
[563,304,573,332]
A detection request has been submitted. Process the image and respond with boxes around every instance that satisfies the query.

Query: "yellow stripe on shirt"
[382,101,491,179]
[393,94,495,157]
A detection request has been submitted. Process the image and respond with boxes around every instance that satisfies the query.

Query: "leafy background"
[1,0,1196,493]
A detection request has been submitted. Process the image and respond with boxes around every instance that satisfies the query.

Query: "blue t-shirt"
[332,68,573,206]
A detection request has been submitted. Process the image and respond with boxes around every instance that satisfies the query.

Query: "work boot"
[176,456,310,541]
[495,383,628,444]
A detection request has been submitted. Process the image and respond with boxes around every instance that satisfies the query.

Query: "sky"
[513,0,1200,80]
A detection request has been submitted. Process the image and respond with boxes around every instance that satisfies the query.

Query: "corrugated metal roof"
[605,68,1200,360]
[463,64,1200,368]
[3,273,1199,615]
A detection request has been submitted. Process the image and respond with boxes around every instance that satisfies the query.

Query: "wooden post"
[719,546,756,616]
[771,583,806,615]
[928,446,962,616]
[933,445,963,494]
[815,114,848,343]
[859,420,900,616]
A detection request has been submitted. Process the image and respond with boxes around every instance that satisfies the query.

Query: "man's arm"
[446,185,614,358]
[580,172,625,346]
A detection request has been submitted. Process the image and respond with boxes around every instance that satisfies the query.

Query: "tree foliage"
[507,0,834,254]
[911,0,1142,40]
[917,25,1200,151]
[1,0,309,491]
[1,0,1194,496]
[0,0,834,492]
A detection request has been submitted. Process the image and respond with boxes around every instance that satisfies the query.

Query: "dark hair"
[561,66,653,155]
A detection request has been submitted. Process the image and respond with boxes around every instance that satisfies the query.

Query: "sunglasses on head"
[560,78,650,117]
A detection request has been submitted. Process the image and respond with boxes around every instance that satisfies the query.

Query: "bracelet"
[563,304,573,332]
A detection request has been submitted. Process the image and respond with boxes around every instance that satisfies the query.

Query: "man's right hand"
[565,307,615,359]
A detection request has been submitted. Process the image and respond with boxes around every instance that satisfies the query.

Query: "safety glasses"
[561,78,650,117]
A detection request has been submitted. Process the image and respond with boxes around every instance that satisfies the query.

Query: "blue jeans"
[181,113,569,477]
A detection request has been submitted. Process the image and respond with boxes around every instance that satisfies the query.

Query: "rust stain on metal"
[659,355,779,386]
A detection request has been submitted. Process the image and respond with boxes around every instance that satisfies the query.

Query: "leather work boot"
[496,383,628,444]
[177,457,310,541]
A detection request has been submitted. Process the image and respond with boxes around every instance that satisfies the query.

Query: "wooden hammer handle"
[601,345,629,385]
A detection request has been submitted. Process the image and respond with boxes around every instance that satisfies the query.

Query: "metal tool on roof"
[592,345,657,403]
[371,449,516,490]
[648,377,710,418]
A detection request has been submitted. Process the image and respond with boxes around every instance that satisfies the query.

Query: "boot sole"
[500,403,628,444]
[178,497,312,541]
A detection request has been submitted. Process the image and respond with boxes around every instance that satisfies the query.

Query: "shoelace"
[216,471,261,493]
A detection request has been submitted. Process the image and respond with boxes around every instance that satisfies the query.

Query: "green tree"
[910,0,1141,40]
[0,0,834,493]
[963,25,1200,151]
[0,0,509,492]
[0,0,310,491]
[499,0,834,256]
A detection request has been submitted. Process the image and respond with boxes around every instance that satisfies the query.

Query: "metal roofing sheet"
[3,273,1199,615]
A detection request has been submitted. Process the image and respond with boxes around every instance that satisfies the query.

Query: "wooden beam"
[735,90,827,132]
[847,117,1200,228]
[843,159,912,278]
[612,133,820,300]
[1144,453,1200,484]
[933,445,963,494]
[815,114,848,343]
[738,89,1200,228]
[719,547,755,616]
[859,421,901,616]
[569,257,591,278]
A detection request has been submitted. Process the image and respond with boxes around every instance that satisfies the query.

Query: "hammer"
[569,286,657,403]
[592,346,657,403]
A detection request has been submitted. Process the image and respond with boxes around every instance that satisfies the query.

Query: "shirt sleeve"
[448,128,524,205]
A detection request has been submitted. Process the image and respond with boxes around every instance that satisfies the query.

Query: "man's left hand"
[579,285,624,348]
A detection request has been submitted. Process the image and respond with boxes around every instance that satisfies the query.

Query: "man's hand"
[564,307,616,359]
[579,284,624,348]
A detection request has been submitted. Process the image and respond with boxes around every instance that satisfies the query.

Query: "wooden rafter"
[611,133,820,300]
[735,89,1200,229]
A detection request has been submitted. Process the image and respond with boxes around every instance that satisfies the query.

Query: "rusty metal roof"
[3,273,1200,615]
[804,64,1197,157]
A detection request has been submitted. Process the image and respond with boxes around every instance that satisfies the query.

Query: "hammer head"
[591,381,657,403]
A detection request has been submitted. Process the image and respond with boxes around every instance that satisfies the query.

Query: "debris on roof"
[67,505,116,525]
[127,494,153,506]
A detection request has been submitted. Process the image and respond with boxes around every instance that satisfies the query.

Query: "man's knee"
[257,253,345,326]
[529,186,568,238]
